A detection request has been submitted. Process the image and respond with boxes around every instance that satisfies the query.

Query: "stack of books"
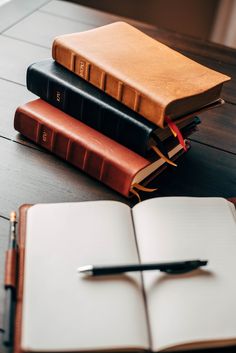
[14,22,230,198]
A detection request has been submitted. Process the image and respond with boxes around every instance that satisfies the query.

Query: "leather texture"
[26,60,203,157]
[14,99,157,197]
[52,21,230,128]
[27,59,156,157]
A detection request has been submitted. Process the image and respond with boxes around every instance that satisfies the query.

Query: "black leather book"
[26,59,198,157]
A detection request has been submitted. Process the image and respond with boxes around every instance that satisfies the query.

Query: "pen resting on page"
[77,260,208,277]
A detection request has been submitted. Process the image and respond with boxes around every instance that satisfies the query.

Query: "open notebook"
[16,197,236,352]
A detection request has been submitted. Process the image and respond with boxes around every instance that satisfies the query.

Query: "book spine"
[14,108,137,197]
[27,64,152,157]
[52,43,160,127]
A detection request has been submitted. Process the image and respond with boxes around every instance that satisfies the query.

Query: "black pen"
[78,259,208,276]
[3,211,17,346]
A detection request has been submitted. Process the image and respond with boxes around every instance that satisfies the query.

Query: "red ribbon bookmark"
[165,116,187,151]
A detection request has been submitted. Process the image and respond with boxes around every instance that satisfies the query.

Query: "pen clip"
[160,264,201,275]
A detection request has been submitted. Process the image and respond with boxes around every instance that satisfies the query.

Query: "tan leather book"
[14,99,185,198]
[52,22,230,128]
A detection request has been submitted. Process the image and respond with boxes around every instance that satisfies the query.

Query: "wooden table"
[0,1,235,351]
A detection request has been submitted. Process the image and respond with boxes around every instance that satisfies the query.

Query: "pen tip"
[77,265,93,275]
[10,212,16,222]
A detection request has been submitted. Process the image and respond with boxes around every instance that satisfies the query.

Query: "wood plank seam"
[188,138,236,156]
[0,76,25,87]
[0,135,41,152]
[146,28,236,65]
[0,0,51,35]
[2,33,49,50]
[37,7,156,30]
[224,100,236,106]
[38,8,100,27]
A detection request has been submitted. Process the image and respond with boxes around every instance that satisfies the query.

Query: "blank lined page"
[21,201,149,352]
[133,197,236,351]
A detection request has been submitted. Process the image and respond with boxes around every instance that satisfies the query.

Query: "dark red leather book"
[14,99,185,198]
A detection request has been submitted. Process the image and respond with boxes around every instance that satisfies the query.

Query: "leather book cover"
[27,59,156,157]
[14,204,31,353]
[26,60,222,158]
[14,99,182,198]
[52,21,230,128]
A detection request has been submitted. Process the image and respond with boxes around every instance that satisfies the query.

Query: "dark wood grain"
[191,103,236,154]
[0,136,127,219]
[39,0,156,29]
[145,27,236,66]
[0,78,47,151]
[0,78,36,141]
[148,140,236,198]
[0,0,50,33]
[0,1,235,351]
[0,35,50,85]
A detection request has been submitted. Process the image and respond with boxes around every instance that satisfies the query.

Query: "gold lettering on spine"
[56,91,61,103]
[42,131,47,142]
[79,60,85,77]
[100,71,106,90]
[117,81,123,101]
[134,92,140,112]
